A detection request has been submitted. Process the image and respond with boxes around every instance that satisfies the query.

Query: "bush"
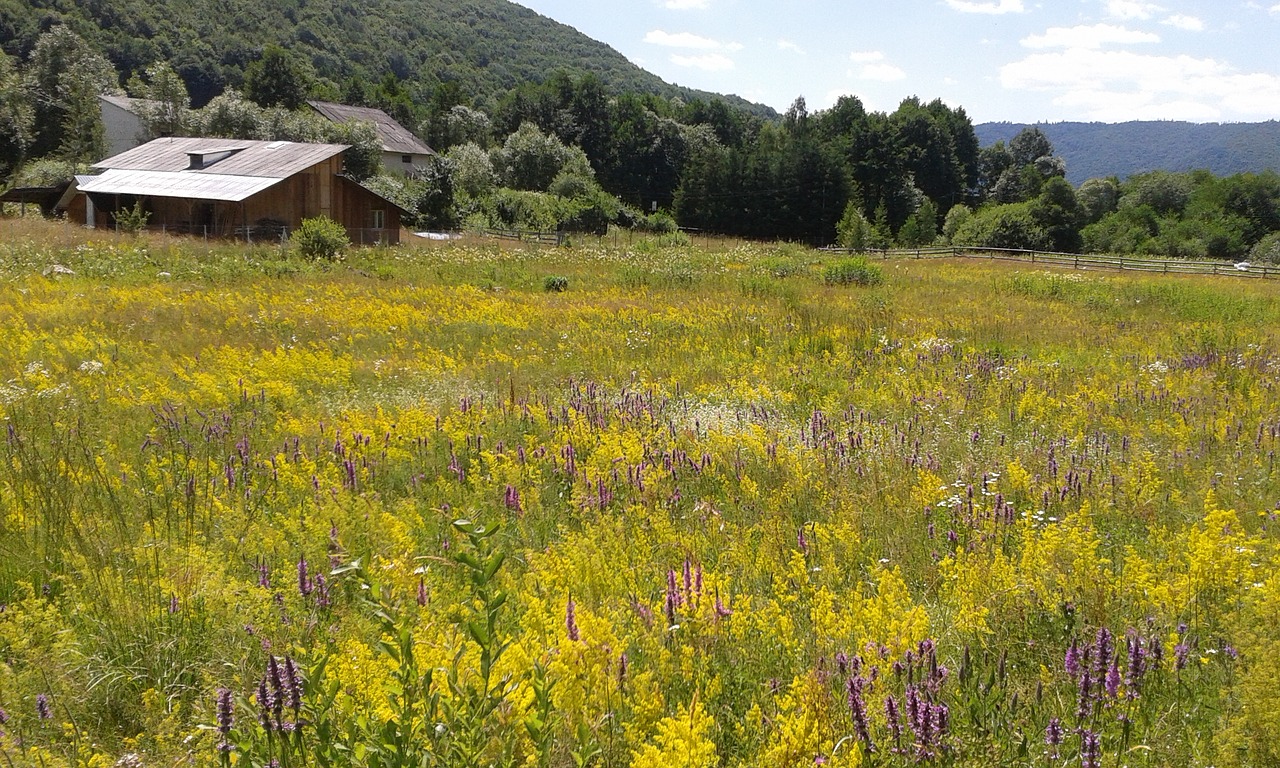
[823,256,884,287]
[1250,232,1280,264]
[113,201,150,234]
[291,215,349,260]
[543,275,569,292]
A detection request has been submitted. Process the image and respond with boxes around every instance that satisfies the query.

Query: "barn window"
[371,209,385,230]
[402,155,413,164]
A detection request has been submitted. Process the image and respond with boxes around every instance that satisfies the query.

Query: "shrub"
[543,275,569,292]
[1248,232,1280,264]
[291,215,349,260]
[113,201,150,234]
[823,256,884,286]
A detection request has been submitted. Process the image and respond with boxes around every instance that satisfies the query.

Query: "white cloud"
[1105,0,1162,20]
[662,0,710,8]
[846,51,906,81]
[1001,48,1280,121]
[670,53,736,71]
[1271,3,1280,13]
[1021,24,1160,49]
[1162,14,1205,31]
[644,30,722,49]
[945,0,1024,14]
[860,63,908,81]
[778,39,805,54]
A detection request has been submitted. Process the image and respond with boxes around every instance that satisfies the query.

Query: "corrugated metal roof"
[308,101,435,156]
[94,137,349,178]
[77,168,283,202]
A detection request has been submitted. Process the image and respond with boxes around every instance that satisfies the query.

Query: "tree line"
[3,26,1279,263]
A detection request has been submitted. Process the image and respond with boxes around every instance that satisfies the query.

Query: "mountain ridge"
[0,0,777,117]
[976,120,1280,185]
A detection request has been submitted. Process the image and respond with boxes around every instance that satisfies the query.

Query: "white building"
[98,94,156,158]
[308,101,436,177]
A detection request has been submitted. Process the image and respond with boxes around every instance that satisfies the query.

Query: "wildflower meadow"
[0,218,1277,768]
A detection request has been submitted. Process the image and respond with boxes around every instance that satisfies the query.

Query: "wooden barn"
[67,137,406,244]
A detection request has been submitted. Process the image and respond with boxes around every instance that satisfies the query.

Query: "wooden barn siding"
[335,176,401,245]
[70,156,400,243]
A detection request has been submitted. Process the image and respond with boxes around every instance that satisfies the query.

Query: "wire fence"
[821,245,1280,280]
[121,223,398,246]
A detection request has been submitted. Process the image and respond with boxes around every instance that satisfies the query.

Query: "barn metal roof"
[76,168,283,202]
[94,137,349,178]
[308,101,435,156]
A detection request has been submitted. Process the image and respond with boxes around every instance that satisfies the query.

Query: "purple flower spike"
[1081,729,1102,768]
[297,556,313,597]
[215,687,234,752]
[846,677,874,753]
[566,595,580,642]
[1065,639,1082,678]
[36,693,52,720]
[1045,717,1063,759]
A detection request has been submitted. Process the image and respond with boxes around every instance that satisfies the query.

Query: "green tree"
[243,44,310,110]
[1031,177,1083,252]
[326,119,382,181]
[491,122,583,192]
[193,88,266,139]
[0,51,33,180]
[899,198,939,247]
[448,141,498,199]
[135,61,191,139]
[25,26,119,159]
[942,203,972,243]
[1077,177,1119,225]
[836,202,872,249]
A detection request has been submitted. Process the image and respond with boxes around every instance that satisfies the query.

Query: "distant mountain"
[976,121,1280,185]
[0,0,775,117]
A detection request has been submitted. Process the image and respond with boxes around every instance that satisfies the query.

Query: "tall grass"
[0,218,1277,767]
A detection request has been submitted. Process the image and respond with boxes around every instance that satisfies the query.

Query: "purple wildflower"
[1065,639,1082,679]
[297,556,312,597]
[1075,669,1094,722]
[282,656,302,713]
[256,677,274,730]
[417,577,428,607]
[683,559,693,606]
[1081,729,1102,768]
[617,653,628,688]
[1105,661,1121,698]
[846,677,874,753]
[1092,628,1113,681]
[1125,634,1146,699]
[714,591,732,618]
[566,595,580,642]
[1174,642,1190,671]
[35,693,51,720]
[884,694,904,752]
[1044,717,1063,759]
[215,688,234,752]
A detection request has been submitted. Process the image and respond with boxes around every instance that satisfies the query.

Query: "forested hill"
[976,121,1280,186]
[0,0,774,116]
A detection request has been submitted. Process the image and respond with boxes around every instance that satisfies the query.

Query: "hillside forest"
[2,25,1280,263]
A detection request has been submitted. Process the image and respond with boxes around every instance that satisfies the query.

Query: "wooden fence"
[474,227,565,246]
[820,246,1280,279]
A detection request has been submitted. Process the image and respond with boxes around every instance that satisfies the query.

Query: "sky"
[512,0,1280,124]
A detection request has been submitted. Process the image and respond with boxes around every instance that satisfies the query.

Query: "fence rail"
[820,245,1280,279]
[473,227,565,246]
